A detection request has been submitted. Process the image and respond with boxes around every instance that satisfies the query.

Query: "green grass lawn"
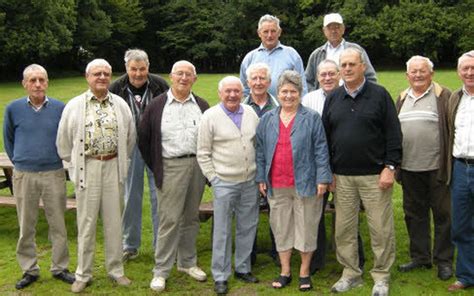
[0,71,470,295]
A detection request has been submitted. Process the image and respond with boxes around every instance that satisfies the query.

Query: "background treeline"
[0,0,472,79]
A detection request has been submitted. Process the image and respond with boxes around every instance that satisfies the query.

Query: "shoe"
[272,274,292,289]
[122,249,138,262]
[234,272,259,283]
[398,261,432,272]
[150,276,166,292]
[113,276,131,286]
[71,280,89,293]
[331,277,363,293]
[299,276,313,292]
[448,280,469,292]
[372,281,389,296]
[53,269,75,284]
[214,281,228,295]
[438,265,453,281]
[15,273,39,289]
[178,266,207,282]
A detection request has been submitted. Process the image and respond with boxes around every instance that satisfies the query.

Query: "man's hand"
[379,167,395,190]
[259,182,267,197]
[317,184,328,198]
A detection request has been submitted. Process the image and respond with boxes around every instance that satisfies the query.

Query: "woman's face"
[278,83,300,110]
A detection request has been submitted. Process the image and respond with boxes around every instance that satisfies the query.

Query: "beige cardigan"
[197,104,259,183]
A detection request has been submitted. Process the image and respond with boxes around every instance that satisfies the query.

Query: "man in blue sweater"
[3,64,74,289]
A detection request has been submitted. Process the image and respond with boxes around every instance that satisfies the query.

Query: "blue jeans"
[122,144,158,252]
[451,159,474,286]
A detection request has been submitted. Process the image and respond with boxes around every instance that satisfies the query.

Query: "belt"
[175,154,196,159]
[456,157,474,165]
[88,153,118,161]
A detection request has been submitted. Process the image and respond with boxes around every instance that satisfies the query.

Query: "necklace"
[280,110,296,125]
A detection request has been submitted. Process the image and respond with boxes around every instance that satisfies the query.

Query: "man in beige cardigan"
[197,76,260,295]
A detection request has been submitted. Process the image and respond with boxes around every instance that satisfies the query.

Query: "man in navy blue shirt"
[3,64,74,290]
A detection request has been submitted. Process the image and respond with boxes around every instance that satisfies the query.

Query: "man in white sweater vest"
[197,76,260,295]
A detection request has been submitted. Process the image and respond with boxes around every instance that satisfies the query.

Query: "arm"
[255,119,267,184]
[137,104,153,169]
[240,53,251,97]
[56,105,74,162]
[196,112,217,181]
[124,105,136,158]
[305,53,317,92]
[294,51,308,95]
[361,47,377,83]
[3,106,15,161]
[312,112,333,185]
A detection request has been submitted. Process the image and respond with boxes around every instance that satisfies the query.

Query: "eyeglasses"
[172,71,194,78]
[319,71,337,78]
[90,71,111,78]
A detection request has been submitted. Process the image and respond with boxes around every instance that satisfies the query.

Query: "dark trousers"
[251,196,278,266]
[401,169,454,266]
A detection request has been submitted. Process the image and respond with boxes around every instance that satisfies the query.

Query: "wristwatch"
[385,164,396,172]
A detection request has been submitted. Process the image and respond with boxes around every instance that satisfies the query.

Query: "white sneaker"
[150,276,166,292]
[331,277,363,293]
[177,266,207,282]
[372,281,389,296]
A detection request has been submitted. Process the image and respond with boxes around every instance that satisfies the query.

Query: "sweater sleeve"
[196,111,217,181]
[312,112,332,184]
[3,105,15,161]
[138,103,153,169]
[383,90,403,166]
[56,103,74,162]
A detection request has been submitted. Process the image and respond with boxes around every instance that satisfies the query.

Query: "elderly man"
[240,14,307,97]
[396,56,453,280]
[446,50,474,292]
[305,13,376,91]
[3,64,74,289]
[197,76,260,295]
[322,48,402,296]
[138,61,209,292]
[109,49,169,262]
[56,59,135,293]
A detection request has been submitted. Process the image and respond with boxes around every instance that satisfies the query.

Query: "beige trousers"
[334,174,395,282]
[13,168,69,276]
[74,158,124,282]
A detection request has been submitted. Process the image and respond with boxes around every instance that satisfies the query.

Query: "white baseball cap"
[323,13,343,27]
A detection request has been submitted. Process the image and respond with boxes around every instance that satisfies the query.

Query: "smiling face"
[170,62,197,97]
[406,59,433,93]
[317,63,340,93]
[126,60,149,88]
[258,21,281,50]
[278,83,300,111]
[458,55,474,93]
[248,68,270,98]
[340,50,366,88]
[323,23,345,46]
[86,65,112,98]
[22,70,48,102]
[219,80,243,112]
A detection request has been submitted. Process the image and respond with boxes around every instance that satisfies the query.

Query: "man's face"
[86,66,112,96]
[406,60,433,92]
[340,51,366,87]
[323,23,345,46]
[126,60,149,88]
[219,81,242,112]
[257,21,281,50]
[317,64,340,93]
[248,68,270,98]
[170,63,196,95]
[458,56,474,91]
[22,70,48,101]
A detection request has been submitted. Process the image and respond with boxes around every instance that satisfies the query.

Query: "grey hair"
[85,58,112,74]
[258,14,280,30]
[317,59,339,75]
[218,76,243,92]
[124,49,149,67]
[406,55,434,72]
[171,60,197,75]
[277,70,303,94]
[23,64,48,81]
[458,50,474,70]
[340,47,365,64]
[246,62,271,82]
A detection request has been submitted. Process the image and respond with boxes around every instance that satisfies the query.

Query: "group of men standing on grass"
[3,11,474,296]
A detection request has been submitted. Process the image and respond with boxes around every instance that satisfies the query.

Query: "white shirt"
[453,88,474,158]
[302,88,326,115]
[161,90,202,158]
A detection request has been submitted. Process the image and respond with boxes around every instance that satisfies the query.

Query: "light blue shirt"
[240,42,307,97]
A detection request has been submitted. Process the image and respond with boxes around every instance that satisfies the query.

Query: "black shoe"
[15,273,39,289]
[438,265,453,281]
[53,269,75,284]
[398,261,432,272]
[214,280,228,295]
[234,272,259,283]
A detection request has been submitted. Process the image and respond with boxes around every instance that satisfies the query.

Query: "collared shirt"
[240,42,307,97]
[242,92,279,118]
[325,40,345,65]
[302,88,327,115]
[27,96,49,112]
[453,87,474,158]
[344,78,366,99]
[161,89,202,158]
[220,103,243,129]
[84,91,118,156]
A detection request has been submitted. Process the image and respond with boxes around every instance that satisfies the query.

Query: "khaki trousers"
[75,158,124,282]
[153,157,206,278]
[13,168,69,276]
[334,174,395,282]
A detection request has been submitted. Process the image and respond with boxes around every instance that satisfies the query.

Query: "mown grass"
[0,71,470,295]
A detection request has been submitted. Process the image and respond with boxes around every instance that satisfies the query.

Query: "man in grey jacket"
[305,13,376,91]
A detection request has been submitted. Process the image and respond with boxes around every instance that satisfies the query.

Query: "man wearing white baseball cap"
[305,13,377,91]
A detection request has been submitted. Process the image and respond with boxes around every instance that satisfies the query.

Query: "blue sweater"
[3,97,65,172]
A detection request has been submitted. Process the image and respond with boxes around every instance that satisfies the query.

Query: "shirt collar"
[220,103,243,115]
[344,78,366,98]
[27,96,49,106]
[257,41,283,53]
[166,89,196,105]
[462,86,474,97]
[407,83,433,101]
[86,89,112,102]
[325,39,345,51]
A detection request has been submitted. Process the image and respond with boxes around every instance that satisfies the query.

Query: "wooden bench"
[0,195,77,211]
